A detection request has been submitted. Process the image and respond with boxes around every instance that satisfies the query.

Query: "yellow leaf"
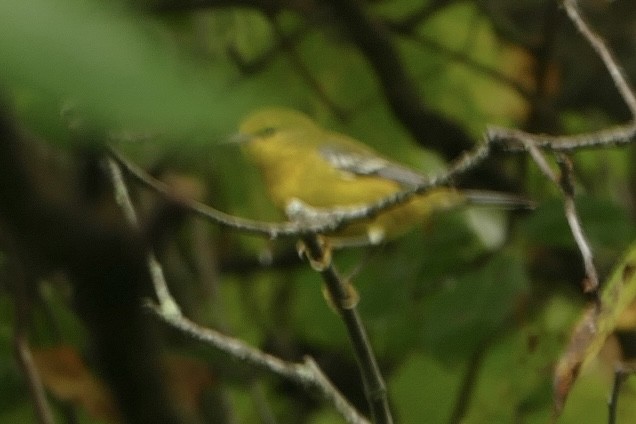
[553,243,636,415]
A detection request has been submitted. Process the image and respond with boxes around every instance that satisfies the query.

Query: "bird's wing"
[318,143,425,188]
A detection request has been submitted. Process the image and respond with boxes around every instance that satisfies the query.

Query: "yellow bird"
[238,107,529,247]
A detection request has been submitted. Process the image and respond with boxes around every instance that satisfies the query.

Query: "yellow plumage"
[239,107,526,247]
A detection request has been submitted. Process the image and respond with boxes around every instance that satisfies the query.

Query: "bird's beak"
[224,132,253,145]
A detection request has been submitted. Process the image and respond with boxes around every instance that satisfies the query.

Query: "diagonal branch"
[148,303,371,424]
[108,141,493,242]
[0,101,180,424]
[512,134,599,294]
[557,154,599,294]
[562,0,636,118]
[107,153,371,424]
[10,259,55,424]
[321,0,475,159]
[106,157,182,316]
[267,15,350,121]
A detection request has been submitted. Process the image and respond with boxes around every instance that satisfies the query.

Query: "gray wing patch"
[319,145,425,188]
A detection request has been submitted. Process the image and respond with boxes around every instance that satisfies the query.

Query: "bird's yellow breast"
[239,107,467,246]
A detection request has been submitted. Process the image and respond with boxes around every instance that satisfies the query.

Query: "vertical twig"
[10,261,55,424]
[557,155,598,293]
[519,139,599,294]
[13,334,55,424]
[301,235,393,424]
[106,157,181,316]
[608,366,631,424]
[447,343,487,424]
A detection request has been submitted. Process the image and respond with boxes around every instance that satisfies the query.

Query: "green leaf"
[389,353,463,423]
[420,253,529,362]
[522,196,636,254]
[0,0,244,142]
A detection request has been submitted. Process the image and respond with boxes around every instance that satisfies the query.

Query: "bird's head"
[238,107,320,143]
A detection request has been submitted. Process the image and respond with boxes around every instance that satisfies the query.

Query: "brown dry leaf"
[32,345,215,422]
[164,353,216,417]
[32,345,120,422]
[553,244,636,416]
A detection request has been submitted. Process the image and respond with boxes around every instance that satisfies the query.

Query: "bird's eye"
[258,126,277,137]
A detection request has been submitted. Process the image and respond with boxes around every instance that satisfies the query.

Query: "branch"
[447,342,487,424]
[111,143,390,421]
[109,129,493,424]
[557,155,598,294]
[488,123,636,152]
[109,140,492,244]
[148,304,370,424]
[507,133,599,294]
[108,146,313,237]
[321,0,475,159]
[562,0,636,118]
[389,30,534,101]
[386,0,459,33]
[608,365,633,424]
[300,235,393,424]
[485,0,636,297]
[267,16,350,121]
[9,259,55,424]
[151,0,283,13]
[0,104,181,424]
[106,157,182,317]
[13,334,54,424]
[108,150,370,424]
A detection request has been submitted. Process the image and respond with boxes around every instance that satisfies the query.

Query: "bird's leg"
[297,236,359,311]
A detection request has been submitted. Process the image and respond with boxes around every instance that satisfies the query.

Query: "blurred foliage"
[1,0,636,423]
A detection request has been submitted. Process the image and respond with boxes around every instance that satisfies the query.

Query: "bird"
[238,107,531,248]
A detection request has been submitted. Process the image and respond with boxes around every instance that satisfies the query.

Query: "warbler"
[238,107,530,247]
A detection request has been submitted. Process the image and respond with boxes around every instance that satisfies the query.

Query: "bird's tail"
[463,190,535,210]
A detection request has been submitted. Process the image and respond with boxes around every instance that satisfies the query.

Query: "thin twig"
[301,235,393,424]
[394,31,534,100]
[107,152,369,423]
[106,157,182,317]
[608,365,633,424]
[562,0,636,118]
[448,342,487,424]
[11,261,55,424]
[488,123,636,153]
[108,142,492,242]
[322,0,476,158]
[250,381,278,424]
[14,334,55,424]
[111,139,484,423]
[485,0,636,296]
[518,136,559,182]
[513,137,599,294]
[147,303,371,424]
[557,155,598,293]
[386,0,458,33]
[108,146,312,237]
[268,15,350,121]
